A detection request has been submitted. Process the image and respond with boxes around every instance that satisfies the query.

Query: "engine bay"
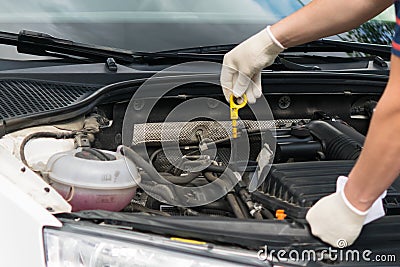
[0,59,397,244]
[3,82,399,224]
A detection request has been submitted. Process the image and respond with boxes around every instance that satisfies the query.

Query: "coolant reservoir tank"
[46,148,140,212]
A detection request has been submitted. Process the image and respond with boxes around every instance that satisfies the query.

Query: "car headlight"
[43,223,266,267]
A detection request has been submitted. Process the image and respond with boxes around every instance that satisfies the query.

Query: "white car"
[0,1,398,266]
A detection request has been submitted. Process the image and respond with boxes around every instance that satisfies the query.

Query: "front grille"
[0,79,98,120]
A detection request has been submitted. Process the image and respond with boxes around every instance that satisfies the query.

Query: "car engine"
[0,71,396,225]
[5,102,400,222]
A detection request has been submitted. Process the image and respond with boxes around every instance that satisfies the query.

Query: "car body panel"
[0,170,62,267]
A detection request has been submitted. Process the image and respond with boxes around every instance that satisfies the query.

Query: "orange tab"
[276,209,287,220]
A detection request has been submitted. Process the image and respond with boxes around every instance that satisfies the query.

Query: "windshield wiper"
[0,30,138,63]
[291,39,391,59]
[0,30,391,66]
[134,50,322,70]
[141,39,390,71]
[156,38,392,60]
[0,30,229,64]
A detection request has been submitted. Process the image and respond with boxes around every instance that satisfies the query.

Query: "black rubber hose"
[308,120,362,160]
[328,120,365,145]
[122,146,240,207]
[149,148,163,163]
[238,188,263,220]
[204,172,218,182]
[159,172,201,185]
[226,193,245,219]
[121,146,187,203]
[20,131,75,167]
[202,171,250,218]
[205,164,233,174]
[235,193,251,219]
[122,146,167,179]
[277,141,321,160]
[201,200,231,211]
[82,147,111,161]
[261,208,275,219]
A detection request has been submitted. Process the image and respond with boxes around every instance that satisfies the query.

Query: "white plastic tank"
[46,148,140,211]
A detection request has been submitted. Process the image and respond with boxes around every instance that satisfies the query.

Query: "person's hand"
[306,190,367,248]
[336,176,386,224]
[220,26,285,104]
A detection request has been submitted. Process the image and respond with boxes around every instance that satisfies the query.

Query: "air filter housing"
[252,161,400,219]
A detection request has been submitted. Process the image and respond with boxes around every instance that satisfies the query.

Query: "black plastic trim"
[1,71,388,134]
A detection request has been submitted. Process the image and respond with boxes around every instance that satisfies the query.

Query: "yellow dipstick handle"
[230,94,247,138]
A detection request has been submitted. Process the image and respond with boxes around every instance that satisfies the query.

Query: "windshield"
[0,0,304,59]
[0,0,394,60]
[3,0,303,23]
[340,6,395,45]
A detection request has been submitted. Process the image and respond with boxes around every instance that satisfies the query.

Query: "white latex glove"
[306,189,368,248]
[220,26,285,104]
[336,176,386,225]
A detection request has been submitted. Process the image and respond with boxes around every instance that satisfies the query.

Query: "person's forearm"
[344,55,400,212]
[270,0,393,48]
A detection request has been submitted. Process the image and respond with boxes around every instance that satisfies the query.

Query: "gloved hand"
[336,176,386,225]
[220,26,285,104]
[306,188,368,248]
[306,176,386,247]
